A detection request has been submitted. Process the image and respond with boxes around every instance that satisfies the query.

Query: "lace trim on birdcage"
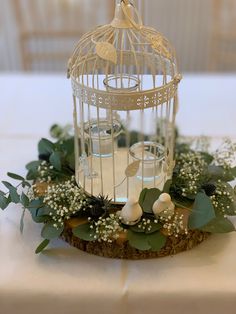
[71,77,179,111]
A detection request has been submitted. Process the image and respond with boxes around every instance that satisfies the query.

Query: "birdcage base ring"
[61,226,210,259]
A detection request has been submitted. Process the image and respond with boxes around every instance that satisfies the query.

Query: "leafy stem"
[0,173,31,210]
[173,202,192,211]
[1,182,23,197]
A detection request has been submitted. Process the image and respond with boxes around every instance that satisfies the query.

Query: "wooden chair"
[210,0,236,71]
[12,0,115,71]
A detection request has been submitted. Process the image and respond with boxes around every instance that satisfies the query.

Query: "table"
[0,73,236,314]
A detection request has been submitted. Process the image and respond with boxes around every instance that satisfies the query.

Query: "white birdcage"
[68,0,182,204]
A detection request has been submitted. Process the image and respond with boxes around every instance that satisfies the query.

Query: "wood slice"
[61,224,210,260]
[34,183,210,259]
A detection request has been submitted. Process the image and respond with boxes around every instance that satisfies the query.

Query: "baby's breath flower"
[37,162,54,183]
[27,185,36,201]
[159,213,187,237]
[213,139,236,170]
[135,217,160,233]
[175,151,208,197]
[210,180,236,215]
[43,177,87,227]
[90,214,124,242]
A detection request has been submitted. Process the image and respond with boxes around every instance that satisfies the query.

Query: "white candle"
[129,141,165,182]
[92,138,113,157]
[136,151,162,180]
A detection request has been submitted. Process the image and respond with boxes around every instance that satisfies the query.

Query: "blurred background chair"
[1,0,236,72]
[210,0,236,71]
[11,0,115,71]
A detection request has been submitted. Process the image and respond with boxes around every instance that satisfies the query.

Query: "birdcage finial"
[111,0,142,29]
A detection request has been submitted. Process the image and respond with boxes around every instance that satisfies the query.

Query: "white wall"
[143,0,212,72]
[0,0,21,70]
[0,0,113,71]
[0,0,225,72]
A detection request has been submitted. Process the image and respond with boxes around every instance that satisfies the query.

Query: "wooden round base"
[61,226,210,260]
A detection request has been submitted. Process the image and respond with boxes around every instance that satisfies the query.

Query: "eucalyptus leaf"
[20,208,26,234]
[72,223,96,241]
[141,188,162,213]
[26,161,42,180]
[25,196,46,224]
[49,152,62,171]
[9,186,20,203]
[148,232,167,252]
[2,181,13,190]
[41,221,64,240]
[7,172,25,181]
[228,201,236,216]
[145,221,162,234]
[171,190,194,209]
[130,220,161,234]
[201,216,235,233]
[26,160,42,171]
[37,206,52,217]
[222,167,236,181]
[35,239,50,254]
[30,210,50,223]
[21,192,29,207]
[188,192,216,229]
[26,170,38,181]
[0,195,10,210]
[38,138,55,155]
[207,165,234,182]
[28,198,44,209]
[213,183,236,216]
[130,225,145,233]
[207,165,224,179]
[66,154,75,171]
[60,138,74,154]
[127,230,151,251]
[200,152,214,165]
[222,171,235,182]
[231,167,236,178]
[22,181,31,188]
[139,188,148,207]
[163,179,172,193]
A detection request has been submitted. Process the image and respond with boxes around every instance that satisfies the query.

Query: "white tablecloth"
[1,73,236,314]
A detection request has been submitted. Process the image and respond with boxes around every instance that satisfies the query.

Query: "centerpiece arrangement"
[1,0,236,259]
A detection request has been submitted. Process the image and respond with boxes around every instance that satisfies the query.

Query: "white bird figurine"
[118,197,143,225]
[152,193,175,218]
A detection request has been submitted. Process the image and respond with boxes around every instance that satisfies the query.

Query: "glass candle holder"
[129,141,165,183]
[84,119,122,158]
[103,74,140,92]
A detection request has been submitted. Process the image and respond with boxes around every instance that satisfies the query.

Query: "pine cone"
[38,153,50,162]
[202,183,216,196]
[87,195,111,219]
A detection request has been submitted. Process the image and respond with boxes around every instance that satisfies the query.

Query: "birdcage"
[68,0,182,204]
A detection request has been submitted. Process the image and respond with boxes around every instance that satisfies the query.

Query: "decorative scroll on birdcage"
[68,0,182,204]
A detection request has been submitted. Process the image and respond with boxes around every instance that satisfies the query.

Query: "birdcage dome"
[68,1,181,111]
